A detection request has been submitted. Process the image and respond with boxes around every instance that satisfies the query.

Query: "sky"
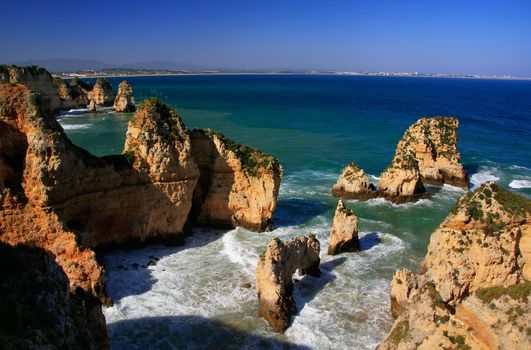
[1,0,530,76]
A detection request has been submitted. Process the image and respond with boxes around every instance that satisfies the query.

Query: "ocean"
[58,75,531,349]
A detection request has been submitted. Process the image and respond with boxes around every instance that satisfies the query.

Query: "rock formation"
[189,128,282,231]
[328,200,360,255]
[113,80,136,112]
[89,77,115,107]
[0,242,109,349]
[331,163,377,200]
[0,81,282,303]
[0,65,61,111]
[256,235,321,332]
[378,182,530,350]
[68,77,93,107]
[333,117,469,204]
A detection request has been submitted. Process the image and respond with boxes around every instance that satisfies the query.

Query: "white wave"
[509,165,530,170]
[509,180,531,189]
[220,230,260,275]
[470,171,500,188]
[441,183,466,193]
[368,174,380,181]
[364,197,434,208]
[61,123,92,130]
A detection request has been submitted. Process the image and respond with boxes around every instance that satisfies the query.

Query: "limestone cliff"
[0,242,109,349]
[89,77,115,107]
[331,162,377,200]
[0,65,61,111]
[379,117,468,203]
[379,182,530,350]
[189,129,282,231]
[328,200,360,255]
[113,80,136,112]
[256,235,321,332]
[0,83,282,303]
[334,117,468,204]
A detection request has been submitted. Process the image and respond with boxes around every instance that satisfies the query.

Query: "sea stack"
[89,77,115,107]
[256,235,321,332]
[378,182,530,350]
[113,80,136,112]
[328,200,360,255]
[331,163,377,200]
[0,69,283,303]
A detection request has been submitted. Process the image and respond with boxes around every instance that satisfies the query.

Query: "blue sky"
[1,0,530,76]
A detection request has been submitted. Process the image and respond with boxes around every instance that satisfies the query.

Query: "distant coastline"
[52,68,531,81]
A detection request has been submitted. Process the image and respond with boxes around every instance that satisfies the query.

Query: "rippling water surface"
[59,75,531,349]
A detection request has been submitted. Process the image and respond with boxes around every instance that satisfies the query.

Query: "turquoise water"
[59,75,531,349]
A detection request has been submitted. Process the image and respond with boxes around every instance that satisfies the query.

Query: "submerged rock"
[113,80,136,112]
[328,200,360,255]
[256,235,320,332]
[331,163,377,200]
[378,182,531,350]
[0,242,109,349]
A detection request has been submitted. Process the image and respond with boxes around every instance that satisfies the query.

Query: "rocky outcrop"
[379,182,530,350]
[0,83,282,303]
[256,235,321,332]
[0,242,109,349]
[89,77,115,107]
[331,163,377,200]
[113,80,136,112]
[334,117,468,204]
[0,65,61,111]
[328,200,360,255]
[189,129,282,231]
[68,77,93,107]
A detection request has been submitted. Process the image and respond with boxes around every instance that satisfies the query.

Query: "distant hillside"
[4,59,115,72]
[2,58,207,72]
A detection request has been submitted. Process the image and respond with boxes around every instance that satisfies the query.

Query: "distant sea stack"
[0,67,282,304]
[332,117,469,203]
[256,235,321,332]
[113,80,136,112]
[328,200,360,255]
[89,77,115,107]
[378,182,530,349]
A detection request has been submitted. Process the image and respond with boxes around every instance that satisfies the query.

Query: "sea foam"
[509,179,531,189]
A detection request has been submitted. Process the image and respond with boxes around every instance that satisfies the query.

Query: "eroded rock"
[328,200,360,255]
[113,80,136,112]
[256,235,320,332]
[89,77,115,107]
[378,182,531,350]
[331,163,377,200]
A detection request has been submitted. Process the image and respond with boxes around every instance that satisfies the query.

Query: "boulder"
[256,235,320,332]
[328,200,360,255]
[113,80,136,112]
[331,163,377,200]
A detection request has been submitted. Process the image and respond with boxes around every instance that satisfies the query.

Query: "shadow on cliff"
[292,256,347,317]
[274,198,328,227]
[99,228,227,303]
[107,315,311,350]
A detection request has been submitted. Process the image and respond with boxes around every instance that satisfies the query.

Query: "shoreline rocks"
[256,235,321,332]
[0,74,282,304]
[89,77,115,107]
[328,200,360,255]
[378,182,531,349]
[332,117,469,204]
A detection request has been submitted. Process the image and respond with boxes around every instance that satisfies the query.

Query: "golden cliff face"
[89,78,115,107]
[189,129,282,231]
[113,80,135,112]
[328,199,360,255]
[379,117,469,202]
[0,83,282,303]
[379,182,530,350]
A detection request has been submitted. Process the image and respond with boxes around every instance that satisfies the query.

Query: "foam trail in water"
[61,123,92,130]
[509,180,531,189]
